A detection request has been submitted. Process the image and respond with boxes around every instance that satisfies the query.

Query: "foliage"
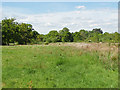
[2,18,40,45]
[1,18,120,45]
[59,27,73,42]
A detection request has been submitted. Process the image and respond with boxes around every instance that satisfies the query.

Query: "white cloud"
[2,8,118,34]
[44,22,52,26]
[105,23,112,25]
[75,6,86,9]
[0,6,2,21]
[89,24,99,27]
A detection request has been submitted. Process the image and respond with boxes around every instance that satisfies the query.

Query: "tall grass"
[2,43,118,88]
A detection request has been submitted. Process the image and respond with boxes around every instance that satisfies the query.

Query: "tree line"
[0,18,120,45]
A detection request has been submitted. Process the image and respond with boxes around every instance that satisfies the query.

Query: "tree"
[32,31,39,40]
[2,18,120,45]
[92,28,103,34]
[36,34,44,42]
[79,29,88,41]
[59,27,72,42]
[2,18,40,45]
[18,23,35,44]
[73,32,81,42]
[2,18,16,45]
[113,32,119,43]
[45,30,60,42]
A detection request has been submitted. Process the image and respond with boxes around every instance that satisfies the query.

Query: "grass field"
[2,43,118,88]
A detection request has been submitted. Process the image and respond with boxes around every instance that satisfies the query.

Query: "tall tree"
[59,27,72,42]
[2,18,16,45]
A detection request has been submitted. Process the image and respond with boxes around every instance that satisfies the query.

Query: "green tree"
[36,34,44,42]
[73,32,81,42]
[79,29,88,41]
[59,27,72,42]
[92,28,103,34]
[2,18,16,45]
[2,18,120,45]
[45,30,60,43]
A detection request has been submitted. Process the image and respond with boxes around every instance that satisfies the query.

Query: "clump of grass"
[108,43,111,46]
[56,59,65,66]
[27,69,36,74]
[100,53,104,57]
[118,43,120,47]
[33,55,37,57]
[49,51,52,54]
[27,80,33,89]
[111,54,118,62]
[78,52,82,56]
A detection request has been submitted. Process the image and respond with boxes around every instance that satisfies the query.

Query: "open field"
[2,43,118,88]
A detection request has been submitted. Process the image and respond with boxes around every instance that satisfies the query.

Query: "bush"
[44,42,49,45]
[14,42,19,45]
[37,42,43,45]
[9,43,15,46]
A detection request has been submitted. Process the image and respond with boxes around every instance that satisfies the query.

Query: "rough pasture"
[2,43,118,88]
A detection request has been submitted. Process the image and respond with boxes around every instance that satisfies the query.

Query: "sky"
[2,0,120,2]
[1,2,118,34]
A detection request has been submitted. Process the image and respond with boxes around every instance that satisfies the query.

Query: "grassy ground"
[2,43,118,88]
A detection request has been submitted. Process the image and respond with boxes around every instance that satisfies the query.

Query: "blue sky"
[2,2,118,14]
[2,0,120,2]
[1,2,118,34]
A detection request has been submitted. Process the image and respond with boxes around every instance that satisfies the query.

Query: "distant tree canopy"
[1,18,120,45]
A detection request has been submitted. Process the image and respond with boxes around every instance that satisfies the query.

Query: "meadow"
[2,43,118,88]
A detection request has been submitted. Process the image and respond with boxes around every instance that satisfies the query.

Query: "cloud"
[2,8,118,34]
[75,6,86,9]
[89,24,99,27]
[0,6,2,20]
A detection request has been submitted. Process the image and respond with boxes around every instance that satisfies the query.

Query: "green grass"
[2,45,118,88]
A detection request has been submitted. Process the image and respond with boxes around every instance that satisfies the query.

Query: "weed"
[56,60,65,66]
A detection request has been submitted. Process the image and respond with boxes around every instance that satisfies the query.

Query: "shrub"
[14,42,19,45]
[88,40,92,42]
[45,42,49,45]
[37,42,43,45]
[9,43,15,46]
